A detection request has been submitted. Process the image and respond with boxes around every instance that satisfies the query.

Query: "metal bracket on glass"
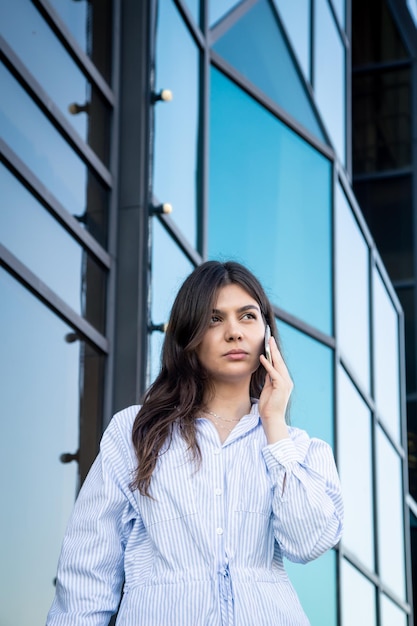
[149,202,173,215]
[60,451,80,464]
[151,89,173,103]
[149,322,168,333]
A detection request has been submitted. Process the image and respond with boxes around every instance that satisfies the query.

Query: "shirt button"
[213,448,221,455]
[215,488,222,496]
[216,527,224,535]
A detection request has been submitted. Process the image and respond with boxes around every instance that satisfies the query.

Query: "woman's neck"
[203,383,252,421]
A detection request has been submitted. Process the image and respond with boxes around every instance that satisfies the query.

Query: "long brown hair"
[131,261,282,496]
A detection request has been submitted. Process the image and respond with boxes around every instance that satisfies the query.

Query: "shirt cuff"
[262,438,299,470]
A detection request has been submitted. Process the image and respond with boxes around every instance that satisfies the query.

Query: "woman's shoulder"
[101,405,141,453]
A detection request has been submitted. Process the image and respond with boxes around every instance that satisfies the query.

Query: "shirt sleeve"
[46,413,139,626]
[262,428,344,564]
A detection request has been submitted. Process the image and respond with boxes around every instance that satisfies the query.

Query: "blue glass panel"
[286,550,337,626]
[183,0,200,24]
[314,0,346,163]
[0,164,106,331]
[209,68,332,336]
[0,0,111,163]
[0,62,108,246]
[341,559,377,625]
[210,0,241,26]
[273,0,310,79]
[149,219,194,383]
[0,269,79,626]
[335,185,370,392]
[279,322,333,446]
[381,594,407,626]
[338,366,374,571]
[376,427,406,601]
[213,0,325,142]
[154,0,200,247]
[373,269,401,441]
[331,0,345,28]
[47,0,113,82]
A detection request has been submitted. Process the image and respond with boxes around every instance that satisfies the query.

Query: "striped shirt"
[46,403,343,626]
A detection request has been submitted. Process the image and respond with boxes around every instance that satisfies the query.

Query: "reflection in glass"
[0,0,111,165]
[154,0,200,247]
[373,269,400,441]
[335,185,370,392]
[341,559,376,626]
[314,0,346,163]
[397,288,416,393]
[286,550,337,626]
[273,0,310,79]
[279,322,333,446]
[213,0,326,142]
[331,0,345,28]
[0,164,107,332]
[376,427,406,601]
[209,68,332,336]
[380,594,407,626]
[0,270,79,626]
[210,0,241,26]
[0,62,109,247]
[337,366,374,570]
[149,219,194,383]
[354,177,413,281]
[47,0,113,82]
[183,0,200,24]
[352,69,411,174]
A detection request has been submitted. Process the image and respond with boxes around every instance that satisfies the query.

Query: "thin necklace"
[205,409,241,424]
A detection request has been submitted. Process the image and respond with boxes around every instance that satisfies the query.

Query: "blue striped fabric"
[46,403,343,626]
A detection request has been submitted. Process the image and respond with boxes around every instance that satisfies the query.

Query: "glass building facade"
[0,1,414,624]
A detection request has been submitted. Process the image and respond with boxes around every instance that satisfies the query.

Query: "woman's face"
[196,283,266,386]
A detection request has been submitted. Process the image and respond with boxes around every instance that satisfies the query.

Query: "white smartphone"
[264,325,272,365]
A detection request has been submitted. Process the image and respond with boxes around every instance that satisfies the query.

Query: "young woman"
[47,260,343,626]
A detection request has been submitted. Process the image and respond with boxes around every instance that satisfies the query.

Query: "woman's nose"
[225,322,242,341]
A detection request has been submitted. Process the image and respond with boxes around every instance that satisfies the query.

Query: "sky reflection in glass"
[338,366,374,571]
[314,0,345,163]
[335,184,370,392]
[154,0,199,247]
[209,68,332,336]
[213,0,325,142]
[279,321,333,446]
[273,0,310,79]
[0,270,79,626]
[341,559,376,626]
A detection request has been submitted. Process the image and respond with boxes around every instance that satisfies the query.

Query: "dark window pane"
[209,68,333,336]
[352,69,412,174]
[397,287,416,393]
[154,0,200,247]
[213,0,326,142]
[0,0,111,165]
[354,176,413,282]
[352,0,408,65]
[0,163,107,333]
[0,269,104,625]
[407,400,417,502]
[0,61,109,247]
[47,0,113,82]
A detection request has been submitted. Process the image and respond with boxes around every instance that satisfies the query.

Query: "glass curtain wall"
[0,1,113,623]
[149,1,412,624]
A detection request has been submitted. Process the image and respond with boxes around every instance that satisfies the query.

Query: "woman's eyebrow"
[211,304,261,315]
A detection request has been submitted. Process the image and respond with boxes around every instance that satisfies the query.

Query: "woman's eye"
[210,315,221,324]
[242,313,256,320]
